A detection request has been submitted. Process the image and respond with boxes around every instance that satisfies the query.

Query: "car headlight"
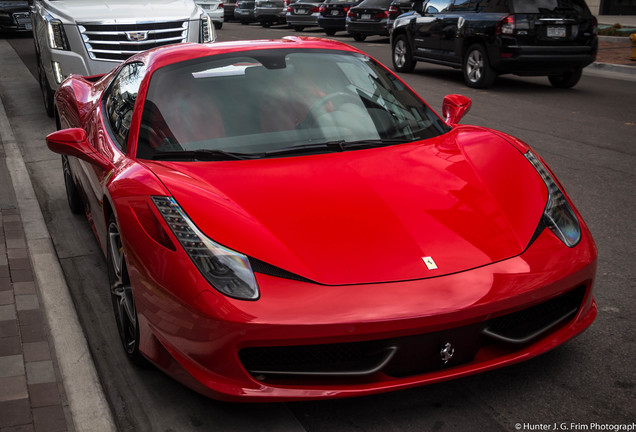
[152,196,259,300]
[200,12,215,43]
[525,151,581,247]
[46,18,70,50]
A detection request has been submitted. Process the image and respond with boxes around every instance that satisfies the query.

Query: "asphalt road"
[2,22,635,432]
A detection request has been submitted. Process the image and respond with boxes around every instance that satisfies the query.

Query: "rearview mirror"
[46,128,113,171]
[442,94,472,125]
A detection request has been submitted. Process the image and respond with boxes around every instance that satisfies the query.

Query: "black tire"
[352,33,367,42]
[241,20,249,25]
[214,21,223,29]
[38,60,55,118]
[293,25,305,31]
[61,155,84,215]
[261,21,270,27]
[107,216,147,366]
[325,29,336,36]
[463,44,496,89]
[548,68,582,89]
[392,35,416,73]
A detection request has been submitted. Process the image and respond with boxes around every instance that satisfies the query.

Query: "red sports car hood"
[143,126,547,285]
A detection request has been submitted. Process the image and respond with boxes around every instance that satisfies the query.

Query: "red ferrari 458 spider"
[46,37,597,401]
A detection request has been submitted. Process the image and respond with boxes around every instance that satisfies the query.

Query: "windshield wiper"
[151,149,256,161]
[264,139,408,157]
[264,141,346,157]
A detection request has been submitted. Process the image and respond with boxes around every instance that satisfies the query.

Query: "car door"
[436,0,478,63]
[79,62,146,244]
[412,0,451,60]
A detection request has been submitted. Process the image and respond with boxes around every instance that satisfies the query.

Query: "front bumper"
[126,209,597,401]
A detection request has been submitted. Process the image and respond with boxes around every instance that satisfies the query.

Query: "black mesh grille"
[239,286,587,381]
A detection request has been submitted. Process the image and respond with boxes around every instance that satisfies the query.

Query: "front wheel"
[548,68,582,89]
[324,29,336,36]
[392,35,416,73]
[62,156,84,215]
[214,21,223,29]
[107,217,146,365]
[463,44,496,89]
[293,25,305,31]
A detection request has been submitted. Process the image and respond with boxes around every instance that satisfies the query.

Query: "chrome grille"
[78,21,189,62]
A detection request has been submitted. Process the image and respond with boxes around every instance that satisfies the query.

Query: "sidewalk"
[0,147,70,431]
[0,39,115,432]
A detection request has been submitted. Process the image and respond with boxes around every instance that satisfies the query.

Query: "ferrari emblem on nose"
[440,342,455,364]
[422,256,438,270]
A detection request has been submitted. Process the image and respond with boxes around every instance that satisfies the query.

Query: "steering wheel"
[303,91,362,125]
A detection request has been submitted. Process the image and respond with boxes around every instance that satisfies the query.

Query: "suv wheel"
[548,68,582,89]
[392,35,416,73]
[463,44,496,89]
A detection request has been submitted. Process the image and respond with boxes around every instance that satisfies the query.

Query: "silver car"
[286,0,323,31]
[195,0,225,29]
[254,0,288,26]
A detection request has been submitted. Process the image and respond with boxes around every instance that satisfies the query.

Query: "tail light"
[376,10,389,18]
[218,3,224,8]
[235,1,239,7]
[347,9,355,17]
[319,4,326,13]
[310,6,320,13]
[287,5,293,11]
[344,6,351,13]
[496,14,515,35]
[388,5,399,17]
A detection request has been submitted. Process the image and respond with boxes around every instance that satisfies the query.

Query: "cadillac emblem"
[440,342,455,364]
[126,31,149,42]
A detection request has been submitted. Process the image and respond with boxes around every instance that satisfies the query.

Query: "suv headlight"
[46,18,70,50]
[525,151,581,247]
[152,196,259,300]
[200,12,215,43]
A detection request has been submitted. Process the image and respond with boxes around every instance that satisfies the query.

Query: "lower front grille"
[239,286,586,381]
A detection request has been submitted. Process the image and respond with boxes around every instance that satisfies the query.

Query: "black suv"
[390,0,598,88]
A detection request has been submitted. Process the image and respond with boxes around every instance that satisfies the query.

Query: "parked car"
[317,0,361,35]
[286,0,323,31]
[223,1,236,20]
[346,0,395,41]
[234,0,256,23]
[386,0,412,31]
[254,0,287,26]
[0,0,30,33]
[195,0,225,28]
[391,0,598,89]
[46,37,597,402]
[29,0,215,117]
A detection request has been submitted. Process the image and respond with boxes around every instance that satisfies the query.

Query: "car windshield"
[137,49,449,161]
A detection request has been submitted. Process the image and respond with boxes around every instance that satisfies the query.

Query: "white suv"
[30,0,216,116]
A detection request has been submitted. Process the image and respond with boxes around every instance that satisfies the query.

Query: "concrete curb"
[0,87,116,430]
[586,61,636,80]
